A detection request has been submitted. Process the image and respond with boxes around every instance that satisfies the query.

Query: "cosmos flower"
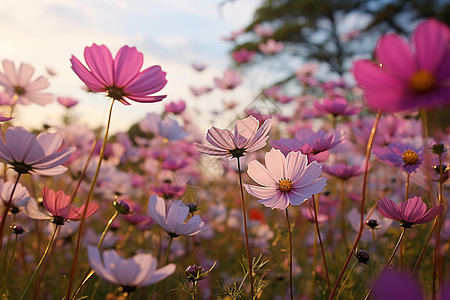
[139,112,188,141]
[57,96,79,108]
[244,148,327,210]
[70,44,167,105]
[189,86,213,97]
[195,115,272,158]
[258,39,284,55]
[377,196,444,228]
[87,246,176,288]
[214,69,242,90]
[313,97,361,117]
[353,18,450,112]
[0,126,75,176]
[0,60,53,106]
[374,142,423,174]
[0,180,30,212]
[24,187,98,225]
[148,195,205,237]
[232,49,256,64]
[323,163,364,180]
[164,100,186,114]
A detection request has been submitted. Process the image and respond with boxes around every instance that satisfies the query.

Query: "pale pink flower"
[57,96,79,108]
[244,148,327,210]
[87,245,176,287]
[214,69,242,90]
[232,49,256,64]
[191,63,206,72]
[222,29,245,42]
[139,112,188,141]
[148,195,205,237]
[0,180,30,210]
[70,44,167,105]
[0,60,53,106]
[254,24,274,37]
[0,127,75,175]
[164,100,186,114]
[377,196,444,228]
[195,115,272,158]
[313,97,361,117]
[258,39,284,55]
[189,86,213,96]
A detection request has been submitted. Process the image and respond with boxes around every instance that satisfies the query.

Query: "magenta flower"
[148,195,205,237]
[139,112,188,141]
[374,142,423,174]
[189,86,213,97]
[353,18,450,112]
[323,163,364,180]
[25,187,98,225]
[377,196,444,228]
[70,44,167,105]
[214,69,242,90]
[244,148,327,210]
[373,270,424,300]
[0,127,75,176]
[232,49,256,64]
[258,39,284,55]
[195,115,272,158]
[87,246,176,288]
[0,60,53,106]
[313,97,361,117]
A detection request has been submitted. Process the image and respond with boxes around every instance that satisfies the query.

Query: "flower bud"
[354,249,370,264]
[431,143,448,154]
[10,225,24,235]
[113,200,131,215]
[365,219,379,229]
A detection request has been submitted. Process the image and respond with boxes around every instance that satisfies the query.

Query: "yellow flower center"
[409,70,435,94]
[278,178,293,192]
[13,85,25,95]
[402,150,419,165]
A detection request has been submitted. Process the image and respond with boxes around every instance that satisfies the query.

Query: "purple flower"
[374,142,423,174]
[232,49,256,64]
[313,97,361,117]
[139,112,188,141]
[244,148,327,210]
[164,100,186,114]
[70,44,167,105]
[87,246,175,288]
[57,97,79,108]
[0,127,75,176]
[214,69,242,90]
[196,115,272,158]
[373,270,424,300]
[323,163,364,180]
[377,196,444,228]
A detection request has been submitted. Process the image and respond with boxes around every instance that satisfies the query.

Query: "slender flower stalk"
[237,157,254,299]
[399,172,410,267]
[336,262,358,300]
[340,180,348,249]
[19,224,59,300]
[0,174,20,254]
[364,228,407,300]
[329,110,381,299]
[65,99,115,300]
[312,195,331,293]
[285,207,293,300]
[148,236,174,300]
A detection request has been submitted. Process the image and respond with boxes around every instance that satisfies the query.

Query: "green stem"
[148,236,173,300]
[364,227,407,300]
[329,110,381,299]
[236,156,254,299]
[0,233,18,290]
[285,208,293,300]
[19,224,59,300]
[312,195,331,293]
[400,173,410,268]
[65,99,115,300]
[336,262,358,300]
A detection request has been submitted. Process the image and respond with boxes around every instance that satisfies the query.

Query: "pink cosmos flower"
[323,163,364,180]
[254,24,274,37]
[232,49,256,64]
[0,127,75,175]
[189,86,213,97]
[191,63,206,72]
[87,245,176,288]
[258,39,284,55]
[353,18,450,112]
[164,100,186,114]
[313,97,361,117]
[148,195,205,237]
[374,142,423,174]
[57,96,79,108]
[0,60,53,106]
[264,86,293,104]
[0,180,30,211]
[214,69,242,90]
[244,148,327,210]
[296,63,319,86]
[70,44,167,105]
[24,187,98,225]
[139,112,188,141]
[195,115,272,158]
[222,29,245,42]
[377,196,444,228]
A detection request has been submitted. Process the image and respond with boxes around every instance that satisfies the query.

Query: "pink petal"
[244,184,279,199]
[400,196,427,222]
[124,66,167,95]
[206,127,235,151]
[195,143,230,156]
[413,19,450,72]
[18,62,35,87]
[247,160,277,186]
[166,201,189,233]
[84,44,114,87]
[245,118,273,152]
[87,246,117,284]
[265,148,285,181]
[114,46,143,87]
[148,195,167,231]
[234,116,259,148]
[285,151,308,182]
[415,205,444,224]
[70,55,105,92]
[377,197,403,221]
[1,60,18,85]
[140,263,176,286]
[125,94,166,103]
[376,34,416,80]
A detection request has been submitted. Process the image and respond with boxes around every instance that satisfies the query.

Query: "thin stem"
[311,201,318,298]
[412,216,438,274]
[364,227,407,300]
[340,180,348,249]
[329,110,381,299]
[399,172,410,268]
[148,236,173,300]
[312,195,331,293]
[0,234,18,290]
[0,174,21,254]
[65,99,115,300]
[285,208,293,300]
[236,156,254,299]
[19,224,59,300]
[336,262,358,300]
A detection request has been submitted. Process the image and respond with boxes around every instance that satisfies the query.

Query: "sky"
[0,0,263,133]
